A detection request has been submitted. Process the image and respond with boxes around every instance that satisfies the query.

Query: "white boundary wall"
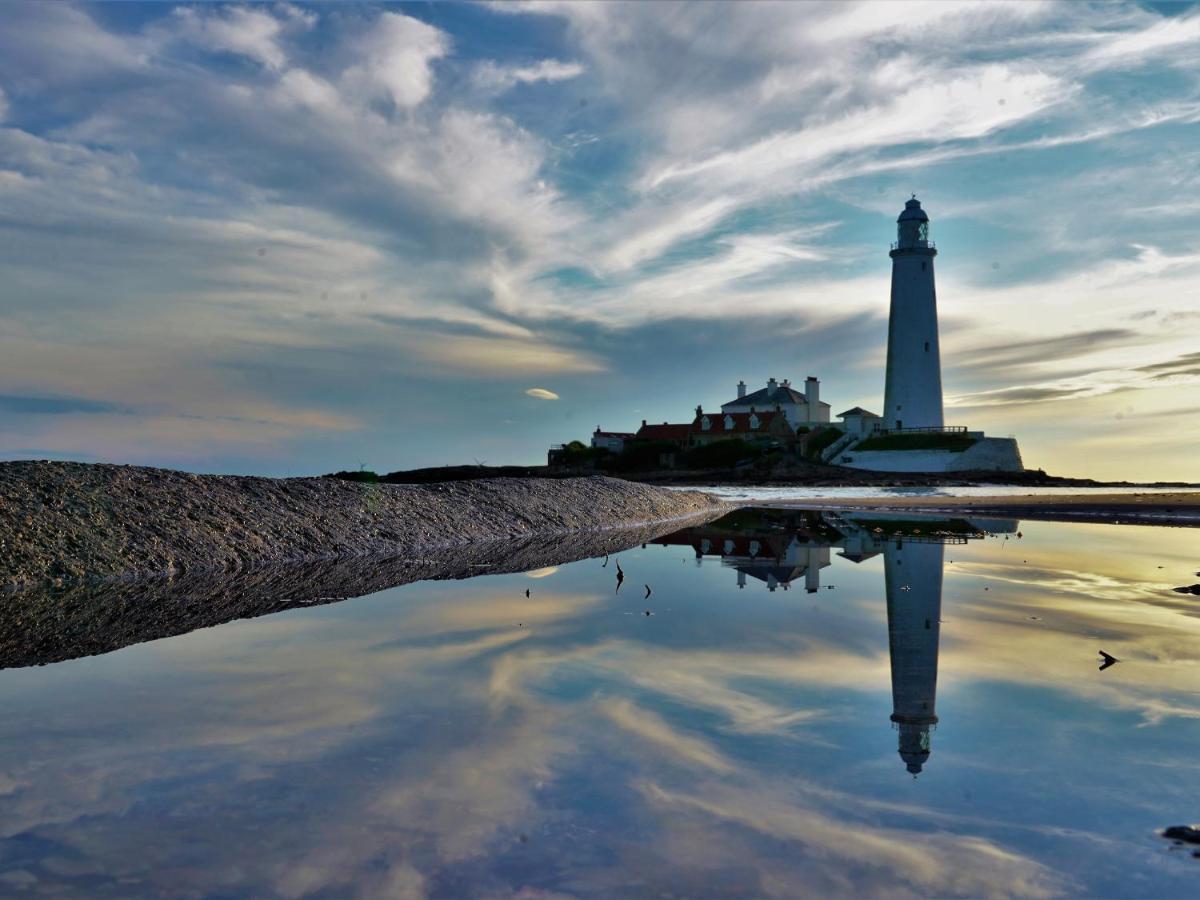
[838,437,1024,473]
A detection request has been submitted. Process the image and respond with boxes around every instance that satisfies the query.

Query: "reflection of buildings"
[655,509,1017,776]
[651,510,839,593]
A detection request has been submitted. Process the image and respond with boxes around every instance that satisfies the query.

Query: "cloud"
[1137,351,1200,374]
[472,58,584,92]
[1083,6,1200,67]
[0,394,130,416]
[949,384,1109,408]
[170,5,315,70]
[949,329,1141,374]
[0,3,149,83]
[524,388,560,400]
[639,64,1068,193]
[344,11,450,109]
[410,336,601,376]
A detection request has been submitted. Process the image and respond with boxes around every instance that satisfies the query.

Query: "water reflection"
[655,510,1017,777]
[1,511,1199,897]
[885,538,943,776]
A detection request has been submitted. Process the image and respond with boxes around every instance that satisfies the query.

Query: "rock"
[1163,825,1200,845]
[1173,585,1200,595]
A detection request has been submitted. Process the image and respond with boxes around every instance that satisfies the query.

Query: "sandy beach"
[758,491,1200,526]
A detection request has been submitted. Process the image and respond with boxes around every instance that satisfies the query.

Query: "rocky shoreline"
[0,461,728,590]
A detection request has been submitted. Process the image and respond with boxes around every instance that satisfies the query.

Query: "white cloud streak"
[472,58,584,92]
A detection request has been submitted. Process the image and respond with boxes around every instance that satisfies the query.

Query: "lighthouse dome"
[897,196,928,222]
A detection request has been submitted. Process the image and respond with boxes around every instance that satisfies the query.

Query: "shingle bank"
[0,461,728,590]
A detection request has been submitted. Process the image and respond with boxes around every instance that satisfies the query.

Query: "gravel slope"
[0,461,727,589]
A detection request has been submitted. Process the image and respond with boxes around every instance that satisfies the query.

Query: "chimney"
[695,404,703,418]
[641,419,647,428]
[737,380,746,399]
[806,376,820,411]
[782,378,790,388]
[767,377,778,393]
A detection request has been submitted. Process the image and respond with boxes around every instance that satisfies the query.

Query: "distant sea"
[670,484,1193,502]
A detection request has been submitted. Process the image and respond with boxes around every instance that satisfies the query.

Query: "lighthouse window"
[924,341,930,352]
[921,261,927,271]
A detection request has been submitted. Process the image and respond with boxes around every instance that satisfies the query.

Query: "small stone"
[1163,825,1200,845]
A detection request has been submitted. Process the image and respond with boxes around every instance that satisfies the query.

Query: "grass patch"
[852,433,976,452]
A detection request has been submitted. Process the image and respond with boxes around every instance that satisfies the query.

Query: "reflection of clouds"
[942,556,1200,725]
[0,587,588,875]
[368,705,573,864]
[5,523,1199,896]
[601,698,734,773]
[638,780,1066,899]
[393,590,597,638]
[951,559,1177,604]
[490,639,878,736]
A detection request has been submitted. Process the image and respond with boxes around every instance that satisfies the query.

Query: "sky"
[1,0,1199,481]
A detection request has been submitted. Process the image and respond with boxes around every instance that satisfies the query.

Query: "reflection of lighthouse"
[883,538,944,776]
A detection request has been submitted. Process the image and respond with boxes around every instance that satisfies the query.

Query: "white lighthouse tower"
[883,197,943,431]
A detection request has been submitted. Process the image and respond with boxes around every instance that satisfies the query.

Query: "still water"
[673,484,1195,503]
[1,511,1199,898]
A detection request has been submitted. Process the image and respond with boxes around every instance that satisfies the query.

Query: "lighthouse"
[883,538,944,776]
[883,197,943,431]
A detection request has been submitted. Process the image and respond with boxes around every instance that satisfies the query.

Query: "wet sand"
[757,491,1200,527]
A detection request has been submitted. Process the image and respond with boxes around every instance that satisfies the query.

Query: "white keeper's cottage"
[720,376,830,429]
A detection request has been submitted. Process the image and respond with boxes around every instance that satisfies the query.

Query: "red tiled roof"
[692,410,788,435]
[635,423,692,441]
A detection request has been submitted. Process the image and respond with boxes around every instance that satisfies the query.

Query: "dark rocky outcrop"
[0,461,727,590]
[1163,825,1200,845]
